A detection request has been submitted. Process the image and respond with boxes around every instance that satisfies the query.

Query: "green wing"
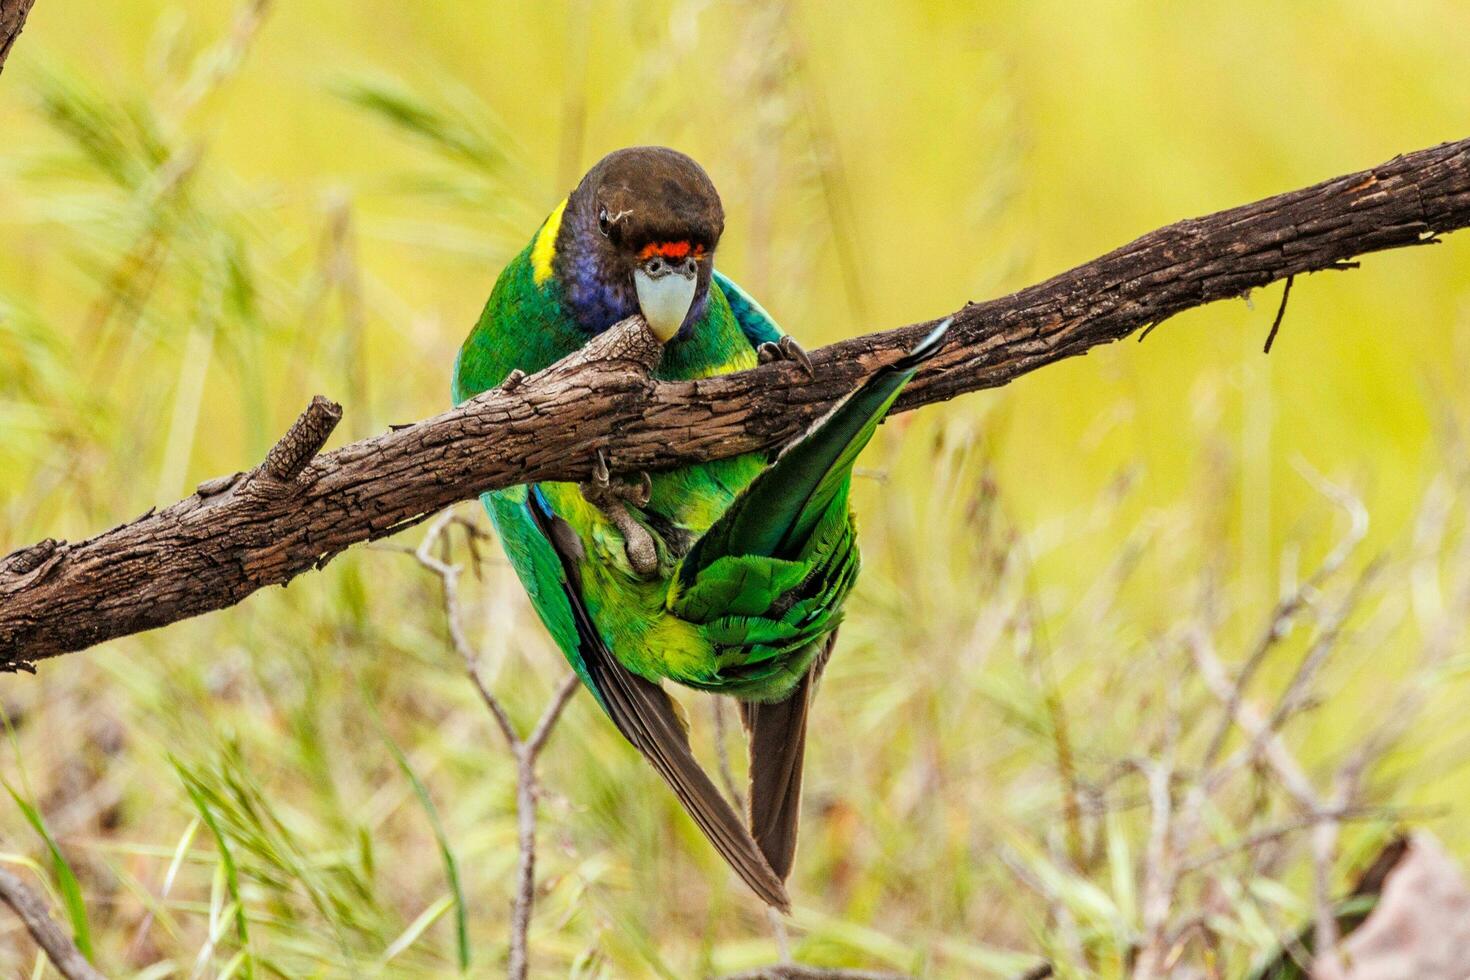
[481,487,598,697]
[669,318,953,878]
[679,316,953,582]
[669,313,960,703]
[714,269,784,348]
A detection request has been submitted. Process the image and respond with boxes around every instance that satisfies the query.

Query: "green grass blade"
[174,762,254,980]
[373,719,471,972]
[382,893,454,965]
[3,781,94,960]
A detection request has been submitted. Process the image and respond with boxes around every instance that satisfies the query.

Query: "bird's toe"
[757,337,814,378]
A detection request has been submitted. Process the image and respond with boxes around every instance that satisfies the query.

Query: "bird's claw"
[757,335,814,378]
[500,368,526,391]
[633,469,653,507]
[590,451,650,505]
[580,461,659,578]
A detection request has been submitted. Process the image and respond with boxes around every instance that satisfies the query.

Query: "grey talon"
[592,449,610,486]
[621,525,659,577]
[501,368,526,390]
[780,335,815,378]
[757,337,814,378]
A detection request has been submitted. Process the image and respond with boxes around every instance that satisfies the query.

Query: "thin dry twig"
[768,907,793,965]
[0,865,107,980]
[1262,274,1294,353]
[1191,627,1359,971]
[953,462,1456,975]
[1261,559,1379,738]
[1134,660,1189,976]
[1157,470,1380,973]
[1191,632,1321,815]
[719,966,911,980]
[526,675,581,762]
[711,697,745,813]
[1201,467,1369,769]
[415,512,519,747]
[412,510,580,980]
[1176,805,1387,875]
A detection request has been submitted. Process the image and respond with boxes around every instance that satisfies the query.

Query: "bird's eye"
[597,207,611,236]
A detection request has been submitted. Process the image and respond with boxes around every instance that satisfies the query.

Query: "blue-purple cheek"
[564,248,707,341]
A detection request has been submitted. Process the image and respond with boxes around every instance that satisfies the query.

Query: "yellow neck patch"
[531,198,568,285]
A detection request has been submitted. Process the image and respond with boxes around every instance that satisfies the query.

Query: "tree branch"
[3,137,1469,667]
[0,0,37,76]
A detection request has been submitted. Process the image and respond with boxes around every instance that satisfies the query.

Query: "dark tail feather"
[738,633,837,881]
[740,682,810,881]
[594,661,791,911]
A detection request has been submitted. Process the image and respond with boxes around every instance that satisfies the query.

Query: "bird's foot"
[756,335,814,378]
[581,450,659,577]
[587,449,652,505]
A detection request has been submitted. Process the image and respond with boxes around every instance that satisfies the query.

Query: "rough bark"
[2,137,1469,667]
[0,0,36,76]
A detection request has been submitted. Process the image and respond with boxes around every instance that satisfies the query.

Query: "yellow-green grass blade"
[3,780,94,961]
[370,710,470,973]
[174,760,254,980]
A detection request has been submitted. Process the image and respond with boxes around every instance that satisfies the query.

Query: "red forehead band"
[638,241,704,261]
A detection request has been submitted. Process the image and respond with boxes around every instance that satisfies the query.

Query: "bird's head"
[555,146,724,342]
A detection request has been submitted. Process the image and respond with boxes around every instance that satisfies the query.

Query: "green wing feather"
[678,317,952,582]
[714,269,784,348]
[480,487,601,702]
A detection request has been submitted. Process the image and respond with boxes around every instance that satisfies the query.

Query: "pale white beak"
[634,257,698,342]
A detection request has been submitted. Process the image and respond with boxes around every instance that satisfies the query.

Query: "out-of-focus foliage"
[1,2,1468,977]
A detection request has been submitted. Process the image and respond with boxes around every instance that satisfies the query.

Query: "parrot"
[452,146,950,911]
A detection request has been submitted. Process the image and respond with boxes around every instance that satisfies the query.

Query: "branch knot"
[261,395,343,484]
[1,538,61,577]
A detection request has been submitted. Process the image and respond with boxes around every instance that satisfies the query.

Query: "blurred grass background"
[1,1,1469,976]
